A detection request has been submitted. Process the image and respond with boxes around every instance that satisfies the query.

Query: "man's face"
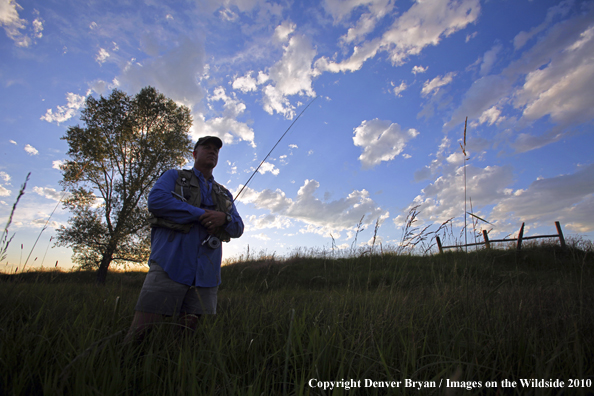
[193,142,219,170]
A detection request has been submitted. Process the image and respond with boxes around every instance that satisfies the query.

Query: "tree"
[56,86,193,284]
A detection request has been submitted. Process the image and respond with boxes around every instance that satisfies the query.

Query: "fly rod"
[233,96,318,202]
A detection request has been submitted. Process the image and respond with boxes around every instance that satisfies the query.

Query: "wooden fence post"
[482,230,490,249]
[436,236,443,254]
[517,223,525,251]
[555,221,566,249]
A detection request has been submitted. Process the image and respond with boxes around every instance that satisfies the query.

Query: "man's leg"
[124,311,163,343]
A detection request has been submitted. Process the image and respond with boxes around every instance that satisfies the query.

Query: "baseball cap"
[194,136,223,150]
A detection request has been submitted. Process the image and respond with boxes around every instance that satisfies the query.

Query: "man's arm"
[199,192,244,238]
[148,169,205,224]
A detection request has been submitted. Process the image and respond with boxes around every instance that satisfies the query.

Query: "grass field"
[1,242,593,395]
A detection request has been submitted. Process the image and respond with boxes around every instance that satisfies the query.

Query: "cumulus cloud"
[52,160,65,170]
[40,91,89,124]
[232,71,259,93]
[353,119,419,169]
[33,186,68,201]
[407,164,514,225]
[316,0,480,73]
[192,86,256,147]
[24,144,38,155]
[0,185,10,197]
[237,179,388,234]
[412,65,428,75]
[262,34,318,118]
[257,161,280,176]
[274,20,295,42]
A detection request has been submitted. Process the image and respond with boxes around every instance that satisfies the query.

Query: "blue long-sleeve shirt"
[147,168,244,287]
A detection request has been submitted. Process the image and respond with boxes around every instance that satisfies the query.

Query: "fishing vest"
[148,169,232,242]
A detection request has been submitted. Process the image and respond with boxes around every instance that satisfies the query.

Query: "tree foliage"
[56,87,193,283]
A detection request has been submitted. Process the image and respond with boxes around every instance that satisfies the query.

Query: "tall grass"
[0,173,30,265]
[1,240,593,395]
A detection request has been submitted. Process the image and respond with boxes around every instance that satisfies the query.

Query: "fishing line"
[233,96,318,202]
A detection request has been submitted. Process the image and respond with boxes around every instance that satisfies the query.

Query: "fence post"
[517,223,525,251]
[436,236,443,254]
[555,221,566,249]
[482,230,490,250]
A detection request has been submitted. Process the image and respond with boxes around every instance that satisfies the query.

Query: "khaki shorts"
[134,262,218,316]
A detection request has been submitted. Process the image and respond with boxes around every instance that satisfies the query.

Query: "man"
[125,136,244,341]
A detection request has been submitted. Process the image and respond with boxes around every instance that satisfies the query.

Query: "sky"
[1,0,594,272]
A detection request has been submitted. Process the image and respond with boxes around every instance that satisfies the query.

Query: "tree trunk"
[96,247,114,285]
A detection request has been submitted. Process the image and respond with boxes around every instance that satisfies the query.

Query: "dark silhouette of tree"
[56,87,193,284]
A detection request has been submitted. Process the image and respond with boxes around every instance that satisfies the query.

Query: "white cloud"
[33,186,68,201]
[32,15,42,38]
[480,43,502,76]
[24,144,38,155]
[257,161,280,176]
[392,81,407,97]
[0,1,44,47]
[492,164,594,232]
[0,0,27,46]
[412,65,428,75]
[274,20,295,42]
[9,140,17,145]
[263,34,318,118]
[409,164,514,225]
[338,0,393,44]
[95,48,110,64]
[40,91,89,124]
[447,5,594,141]
[353,119,419,169]
[193,114,256,148]
[316,0,481,73]
[232,71,258,93]
[465,31,477,42]
[52,160,65,170]
[323,0,392,23]
[445,75,511,130]
[514,25,594,126]
[0,171,10,183]
[253,233,271,240]
[478,106,503,126]
[247,213,292,230]
[0,185,10,197]
[193,86,256,147]
[421,72,456,97]
[237,179,388,233]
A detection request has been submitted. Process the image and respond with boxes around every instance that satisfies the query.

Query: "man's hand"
[199,210,227,234]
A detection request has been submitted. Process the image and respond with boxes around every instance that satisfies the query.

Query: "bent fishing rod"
[233,96,318,202]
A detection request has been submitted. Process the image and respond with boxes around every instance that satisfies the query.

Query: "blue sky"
[1,0,593,271]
